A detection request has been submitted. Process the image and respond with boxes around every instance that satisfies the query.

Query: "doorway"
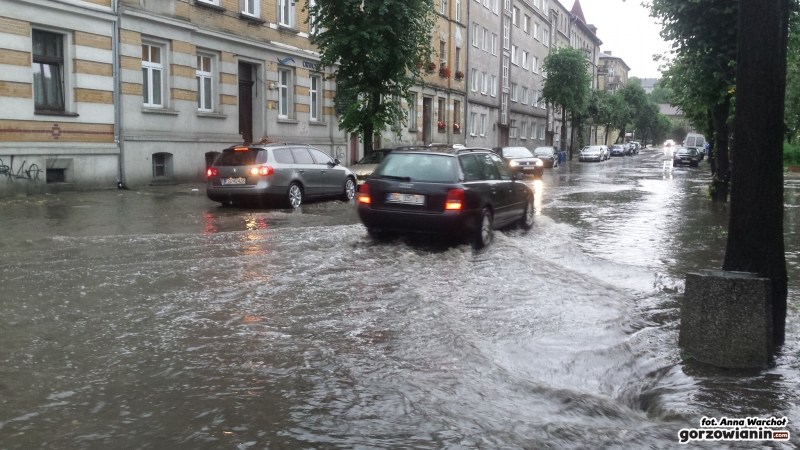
[238,62,254,144]
[499,127,509,147]
[422,97,432,144]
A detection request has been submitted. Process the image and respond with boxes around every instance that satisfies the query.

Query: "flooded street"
[1,147,798,448]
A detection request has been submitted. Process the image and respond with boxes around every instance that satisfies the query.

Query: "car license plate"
[386,192,425,205]
[222,177,246,185]
[523,166,535,170]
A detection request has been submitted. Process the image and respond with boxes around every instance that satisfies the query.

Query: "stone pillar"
[679,270,772,368]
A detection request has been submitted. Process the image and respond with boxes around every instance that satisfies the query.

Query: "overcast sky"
[577,0,673,79]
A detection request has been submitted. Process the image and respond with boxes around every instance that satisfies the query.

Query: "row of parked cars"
[578,142,641,161]
[205,142,559,248]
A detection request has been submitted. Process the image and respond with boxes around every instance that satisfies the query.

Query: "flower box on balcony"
[439,66,451,79]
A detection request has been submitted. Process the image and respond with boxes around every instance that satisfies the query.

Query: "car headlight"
[535,160,543,167]
[509,160,519,167]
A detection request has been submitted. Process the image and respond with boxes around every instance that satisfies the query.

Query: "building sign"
[303,61,318,71]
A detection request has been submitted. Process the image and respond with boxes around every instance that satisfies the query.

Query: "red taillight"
[445,188,464,210]
[358,183,371,204]
[207,168,219,177]
[249,166,274,176]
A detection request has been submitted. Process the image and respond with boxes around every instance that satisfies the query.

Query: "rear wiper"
[377,175,412,181]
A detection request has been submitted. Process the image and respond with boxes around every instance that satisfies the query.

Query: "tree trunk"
[569,114,575,160]
[617,126,626,144]
[722,0,791,345]
[711,95,731,202]
[707,109,716,177]
[604,124,610,146]
[363,92,381,155]
[561,107,568,155]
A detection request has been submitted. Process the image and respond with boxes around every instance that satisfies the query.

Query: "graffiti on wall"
[0,157,42,182]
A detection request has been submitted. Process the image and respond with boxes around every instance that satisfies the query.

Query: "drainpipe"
[112,0,125,188]
[463,0,470,146]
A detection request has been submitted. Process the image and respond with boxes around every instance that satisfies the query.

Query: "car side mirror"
[333,158,340,166]
[515,172,524,181]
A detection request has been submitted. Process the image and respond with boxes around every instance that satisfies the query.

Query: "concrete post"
[679,270,772,368]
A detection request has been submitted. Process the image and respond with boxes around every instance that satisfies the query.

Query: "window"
[456,0,462,21]
[438,98,445,128]
[278,0,294,27]
[512,7,519,26]
[532,56,539,73]
[544,0,548,14]
[310,75,321,121]
[482,0,488,7]
[501,93,508,124]
[503,17,510,49]
[460,155,482,181]
[510,83,517,101]
[491,33,498,55]
[141,43,163,107]
[520,121,527,139]
[522,51,529,70]
[492,0,499,14]
[409,92,417,129]
[510,119,517,138]
[481,72,488,94]
[471,68,479,91]
[196,55,213,111]
[490,75,497,97]
[197,0,220,4]
[310,148,333,164]
[524,15,530,33]
[440,40,447,61]
[534,22,541,41]
[480,114,487,136]
[455,47,461,71]
[242,0,259,16]
[454,100,460,128]
[531,120,537,139]
[152,152,173,178]
[278,69,292,118]
[502,56,509,88]
[521,87,528,104]
[308,0,318,34]
[441,0,447,14]
[541,96,546,110]
[540,119,546,139]
[473,23,479,47]
[544,28,550,47]
[504,0,511,12]
[32,30,65,112]
[511,45,518,65]
[482,28,489,52]
[470,112,477,135]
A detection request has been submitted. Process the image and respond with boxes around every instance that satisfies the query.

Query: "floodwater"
[0,147,798,449]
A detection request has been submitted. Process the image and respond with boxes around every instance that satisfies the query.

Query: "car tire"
[341,177,356,201]
[367,227,385,240]
[518,195,534,230]
[473,208,494,249]
[286,182,303,208]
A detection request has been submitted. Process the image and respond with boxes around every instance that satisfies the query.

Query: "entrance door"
[238,62,254,144]
[499,127,509,147]
[422,98,432,144]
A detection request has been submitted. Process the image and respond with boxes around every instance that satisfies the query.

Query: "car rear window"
[373,153,458,183]
[215,149,264,166]
[676,148,692,155]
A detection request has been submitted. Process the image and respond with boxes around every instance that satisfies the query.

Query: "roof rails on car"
[454,147,493,154]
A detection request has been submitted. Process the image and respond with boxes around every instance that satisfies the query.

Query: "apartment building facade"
[0,0,119,194]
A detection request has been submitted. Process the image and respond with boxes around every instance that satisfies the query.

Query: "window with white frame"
[480,114,487,136]
[481,72,488,94]
[441,0,447,14]
[409,92,417,129]
[308,0,319,34]
[32,30,66,112]
[503,17,510,49]
[242,0,259,16]
[540,119,545,139]
[492,33,498,55]
[522,51,529,70]
[531,120,537,139]
[142,43,163,107]
[473,23,479,46]
[511,45,518,65]
[482,0,488,7]
[471,68,479,91]
[544,28,550,47]
[310,75,321,121]
[521,87,528,104]
[544,0,549,13]
[534,22,541,41]
[456,0,462,21]
[482,28,489,51]
[502,56,509,87]
[492,0,499,14]
[198,0,220,5]
[510,119,517,138]
[541,96,546,109]
[510,83,517,101]
[504,0,511,12]
[490,75,497,97]
[512,7,519,26]
[278,0,295,27]
[520,121,527,139]
[470,112,477,135]
[278,68,292,118]
[524,15,530,33]
[532,89,538,107]
[196,54,213,111]
[501,93,508,124]
[532,56,539,73]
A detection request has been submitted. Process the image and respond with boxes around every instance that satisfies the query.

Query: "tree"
[786,5,800,143]
[306,0,436,154]
[541,46,591,159]
[648,82,672,104]
[722,0,792,346]
[617,84,649,143]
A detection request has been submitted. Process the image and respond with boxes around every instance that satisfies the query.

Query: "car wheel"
[286,182,303,208]
[518,195,534,230]
[367,227,385,240]
[474,208,494,249]
[341,177,356,201]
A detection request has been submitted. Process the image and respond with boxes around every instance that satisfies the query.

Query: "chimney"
[604,51,612,55]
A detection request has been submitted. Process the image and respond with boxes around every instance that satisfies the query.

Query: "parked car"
[579,145,606,162]
[350,148,393,187]
[686,146,705,161]
[206,143,357,208]
[672,147,703,167]
[610,144,626,156]
[532,146,559,167]
[357,147,535,248]
[492,146,544,177]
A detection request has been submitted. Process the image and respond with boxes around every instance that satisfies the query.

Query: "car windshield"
[215,149,264,166]
[356,151,388,165]
[613,145,623,149]
[372,153,458,183]
[582,146,601,152]
[502,147,534,158]
[534,147,554,155]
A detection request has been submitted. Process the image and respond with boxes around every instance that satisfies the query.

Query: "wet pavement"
[1,147,798,449]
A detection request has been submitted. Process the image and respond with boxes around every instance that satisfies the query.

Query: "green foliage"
[671,123,687,143]
[306,0,436,149]
[786,4,800,143]
[784,141,800,166]
[649,82,673,104]
[541,46,591,117]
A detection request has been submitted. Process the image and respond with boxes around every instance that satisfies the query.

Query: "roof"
[571,0,586,23]
[599,53,631,71]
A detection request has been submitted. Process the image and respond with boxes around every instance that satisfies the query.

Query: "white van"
[684,133,706,148]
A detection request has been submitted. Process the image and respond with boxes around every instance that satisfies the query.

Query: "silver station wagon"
[206,143,357,208]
